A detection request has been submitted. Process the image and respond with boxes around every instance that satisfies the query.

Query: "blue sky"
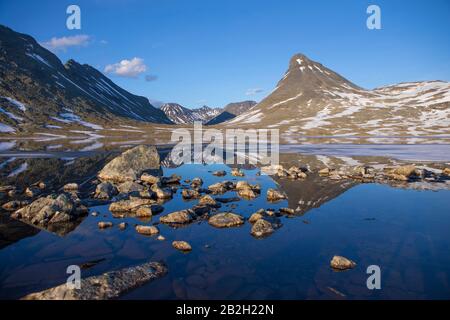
[1,0,449,109]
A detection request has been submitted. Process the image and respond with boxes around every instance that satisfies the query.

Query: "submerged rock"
[172,241,192,252]
[98,145,160,183]
[266,188,287,201]
[94,182,118,200]
[251,219,274,238]
[208,212,244,228]
[135,225,159,235]
[109,198,154,212]
[330,255,357,270]
[22,261,167,300]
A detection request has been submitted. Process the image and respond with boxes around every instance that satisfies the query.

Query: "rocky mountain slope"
[160,103,221,124]
[206,100,256,125]
[0,25,172,133]
[224,54,450,142]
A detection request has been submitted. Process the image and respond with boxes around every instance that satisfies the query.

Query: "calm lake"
[0,142,450,299]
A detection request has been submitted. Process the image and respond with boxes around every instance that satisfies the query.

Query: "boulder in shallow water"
[12,194,86,226]
[25,186,41,198]
[140,173,160,185]
[98,145,160,183]
[63,183,79,192]
[160,210,194,224]
[182,189,200,199]
[98,221,113,229]
[172,241,192,252]
[117,181,144,194]
[94,182,118,200]
[109,198,154,212]
[330,255,356,270]
[266,188,287,201]
[251,219,274,238]
[135,225,159,235]
[208,212,244,228]
[21,261,167,300]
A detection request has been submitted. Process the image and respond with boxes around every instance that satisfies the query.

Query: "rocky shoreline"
[1,144,449,299]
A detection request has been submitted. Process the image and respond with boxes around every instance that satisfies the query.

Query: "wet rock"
[172,241,192,252]
[231,168,245,177]
[161,174,181,185]
[190,177,203,187]
[94,182,118,200]
[140,173,160,185]
[330,255,356,270]
[139,189,155,199]
[63,183,79,192]
[157,235,165,241]
[249,212,263,223]
[136,205,153,217]
[25,186,41,198]
[182,189,200,199]
[208,182,227,194]
[151,185,172,199]
[109,198,154,212]
[22,261,167,300]
[160,209,194,224]
[98,145,160,183]
[212,170,226,177]
[98,221,113,229]
[208,212,244,228]
[279,207,295,215]
[136,204,163,217]
[135,225,159,235]
[117,181,144,194]
[251,219,274,238]
[266,188,287,201]
[2,200,30,211]
[118,222,127,230]
[238,187,257,199]
[12,194,86,226]
[198,195,218,207]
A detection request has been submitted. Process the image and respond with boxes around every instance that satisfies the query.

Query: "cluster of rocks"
[263,163,450,185]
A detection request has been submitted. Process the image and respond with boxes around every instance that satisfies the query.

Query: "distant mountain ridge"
[160,103,221,124]
[0,24,172,133]
[206,100,257,125]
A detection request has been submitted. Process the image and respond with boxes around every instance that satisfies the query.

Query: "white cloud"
[246,88,264,96]
[104,57,147,78]
[41,35,90,52]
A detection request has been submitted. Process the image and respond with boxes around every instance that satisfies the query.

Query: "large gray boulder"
[12,194,87,227]
[22,262,167,300]
[98,145,160,183]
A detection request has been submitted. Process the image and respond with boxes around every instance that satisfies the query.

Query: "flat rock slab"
[22,261,167,300]
[208,212,244,228]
